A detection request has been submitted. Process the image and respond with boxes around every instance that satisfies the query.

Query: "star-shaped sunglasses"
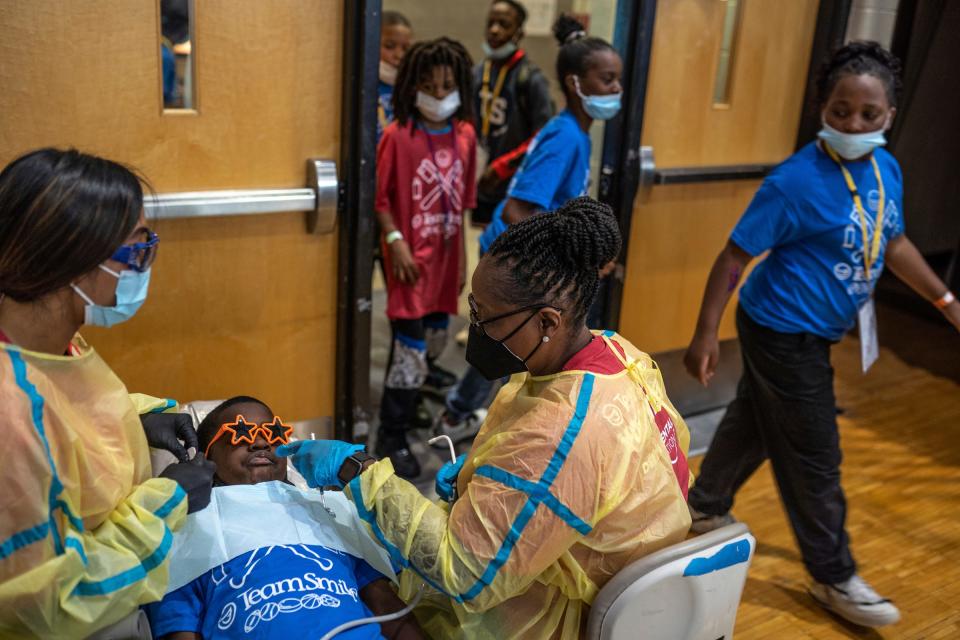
[204,414,294,457]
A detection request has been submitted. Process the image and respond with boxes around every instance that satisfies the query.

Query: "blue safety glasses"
[111,230,159,272]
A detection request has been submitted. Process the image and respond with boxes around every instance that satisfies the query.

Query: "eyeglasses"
[468,293,560,338]
[111,230,159,272]
[204,414,294,457]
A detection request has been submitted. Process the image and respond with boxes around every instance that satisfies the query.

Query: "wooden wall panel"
[619,0,819,355]
[619,181,761,354]
[640,0,819,167]
[0,1,343,420]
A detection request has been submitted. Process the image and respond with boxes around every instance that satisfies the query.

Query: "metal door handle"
[638,146,655,189]
[143,158,339,234]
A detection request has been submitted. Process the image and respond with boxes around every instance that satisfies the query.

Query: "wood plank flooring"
[700,337,960,639]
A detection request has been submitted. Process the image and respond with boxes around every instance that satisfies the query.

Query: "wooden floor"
[696,337,960,639]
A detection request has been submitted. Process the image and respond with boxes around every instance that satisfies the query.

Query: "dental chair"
[586,523,755,640]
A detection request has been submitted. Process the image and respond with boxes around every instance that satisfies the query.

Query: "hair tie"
[565,30,587,44]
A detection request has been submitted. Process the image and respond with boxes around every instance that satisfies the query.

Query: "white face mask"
[817,118,890,160]
[416,90,461,122]
[482,40,518,61]
[379,60,398,85]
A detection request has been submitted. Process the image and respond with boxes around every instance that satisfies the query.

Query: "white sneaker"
[688,504,737,534]
[431,409,487,447]
[808,574,900,627]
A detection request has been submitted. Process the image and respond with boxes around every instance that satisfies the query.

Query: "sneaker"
[431,409,488,448]
[375,438,422,479]
[688,504,737,534]
[808,574,900,627]
[423,363,458,393]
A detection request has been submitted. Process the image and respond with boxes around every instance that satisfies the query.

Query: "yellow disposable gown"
[0,335,187,639]
[347,331,692,639]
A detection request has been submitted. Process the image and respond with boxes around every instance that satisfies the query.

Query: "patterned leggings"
[378,312,449,443]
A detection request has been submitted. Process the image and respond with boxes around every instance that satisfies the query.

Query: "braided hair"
[816,40,902,107]
[487,196,621,326]
[552,14,615,96]
[392,37,474,128]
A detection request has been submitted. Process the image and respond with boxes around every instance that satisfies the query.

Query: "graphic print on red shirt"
[376,120,478,320]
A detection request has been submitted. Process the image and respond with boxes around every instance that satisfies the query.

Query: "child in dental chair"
[144,396,422,640]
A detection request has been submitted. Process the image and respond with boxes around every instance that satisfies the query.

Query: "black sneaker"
[423,363,458,392]
[375,437,422,479]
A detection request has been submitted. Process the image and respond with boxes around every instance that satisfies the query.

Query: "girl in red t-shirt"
[374,37,477,478]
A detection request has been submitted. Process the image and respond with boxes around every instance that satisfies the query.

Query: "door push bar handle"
[638,146,655,189]
[143,158,339,235]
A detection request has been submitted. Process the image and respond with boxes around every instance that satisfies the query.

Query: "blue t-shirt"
[733,142,904,340]
[479,109,591,252]
[377,81,394,142]
[145,544,386,639]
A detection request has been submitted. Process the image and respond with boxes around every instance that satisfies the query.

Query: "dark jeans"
[688,305,856,585]
[379,313,448,446]
[445,364,497,422]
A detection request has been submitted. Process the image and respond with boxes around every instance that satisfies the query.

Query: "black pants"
[688,305,856,585]
[379,313,448,446]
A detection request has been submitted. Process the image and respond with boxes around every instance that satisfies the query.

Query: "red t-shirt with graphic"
[376,119,477,320]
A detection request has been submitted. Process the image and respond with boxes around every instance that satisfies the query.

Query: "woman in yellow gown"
[0,148,215,638]
[283,197,692,639]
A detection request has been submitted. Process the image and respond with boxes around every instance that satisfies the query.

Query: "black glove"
[141,412,200,462]
[159,454,217,514]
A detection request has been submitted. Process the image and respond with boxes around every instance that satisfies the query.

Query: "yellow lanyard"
[823,142,886,282]
[377,103,388,130]
[480,59,511,139]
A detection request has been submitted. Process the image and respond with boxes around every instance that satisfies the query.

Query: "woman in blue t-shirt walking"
[684,42,960,630]
[434,14,623,444]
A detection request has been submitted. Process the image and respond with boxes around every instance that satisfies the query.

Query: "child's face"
[380,24,412,69]
[485,2,522,50]
[822,73,895,134]
[207,402,288,486]
[570,49,623,98]
[417,65,456,101]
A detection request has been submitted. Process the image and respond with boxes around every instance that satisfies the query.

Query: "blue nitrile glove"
[276,440,366,489]
[435,454,466,503]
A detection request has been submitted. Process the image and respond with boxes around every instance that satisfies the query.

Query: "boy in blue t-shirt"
[145,397,421,640]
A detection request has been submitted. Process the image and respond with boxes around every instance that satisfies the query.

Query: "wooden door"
[618,0,819,354]
[0,1,343,426]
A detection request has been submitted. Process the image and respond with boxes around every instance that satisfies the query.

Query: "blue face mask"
[817,120,888,160]
[482,40,518,61]
[574,76,621,121]
[71,265,151,327]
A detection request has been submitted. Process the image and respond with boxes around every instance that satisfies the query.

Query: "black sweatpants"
[688,305,856,585]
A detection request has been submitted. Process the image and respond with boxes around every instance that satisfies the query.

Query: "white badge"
[475,144,490,183]
[858,297,879,373]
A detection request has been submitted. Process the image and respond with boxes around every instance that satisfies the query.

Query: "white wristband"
[385,230,403,245]
[934,291,956,310]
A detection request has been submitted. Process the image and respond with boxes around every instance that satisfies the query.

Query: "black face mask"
[465,307,549,381]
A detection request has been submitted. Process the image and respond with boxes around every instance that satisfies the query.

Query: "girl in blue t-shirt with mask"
[434,14,623,445]
[684,42,960,630]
